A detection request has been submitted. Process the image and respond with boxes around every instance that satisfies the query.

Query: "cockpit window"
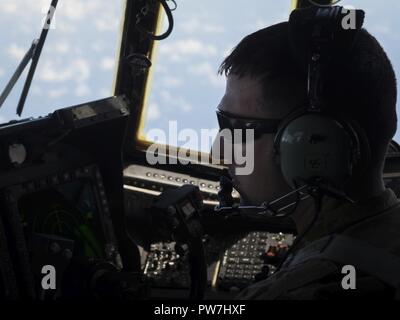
[0,0,125,121]
[139,0,399,152]
[139,1,292,153]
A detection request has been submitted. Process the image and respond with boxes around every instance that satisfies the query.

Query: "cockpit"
[0,0,399,302]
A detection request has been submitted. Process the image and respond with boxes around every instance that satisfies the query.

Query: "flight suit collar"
[303,188,399,244]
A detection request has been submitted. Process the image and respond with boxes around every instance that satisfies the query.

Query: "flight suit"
[237,189,400,299]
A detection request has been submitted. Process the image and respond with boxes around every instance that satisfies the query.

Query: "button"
[49,242,61,254]
[63,249,73,260]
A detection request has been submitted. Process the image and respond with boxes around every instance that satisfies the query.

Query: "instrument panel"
[123,164,294,295]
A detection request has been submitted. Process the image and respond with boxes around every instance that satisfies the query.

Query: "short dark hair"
[219,22,397,166]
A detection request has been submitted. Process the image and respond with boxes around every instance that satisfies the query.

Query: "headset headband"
[289,6,365,91]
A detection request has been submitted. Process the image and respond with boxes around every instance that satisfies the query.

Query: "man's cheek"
[231,141,255,176]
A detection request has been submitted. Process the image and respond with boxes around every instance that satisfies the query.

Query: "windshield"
[0,0,125,122]
[139,0,400,153]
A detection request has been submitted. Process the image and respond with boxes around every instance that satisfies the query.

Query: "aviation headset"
[273,6,371,190]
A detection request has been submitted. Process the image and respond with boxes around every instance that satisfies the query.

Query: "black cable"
[272,180,302,217]
[167,0,177,11]
[136,0,174,41]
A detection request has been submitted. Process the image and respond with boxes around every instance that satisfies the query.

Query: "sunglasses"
[216,110,281,141]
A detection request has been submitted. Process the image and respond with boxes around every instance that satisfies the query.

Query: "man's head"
[212,21,397,206]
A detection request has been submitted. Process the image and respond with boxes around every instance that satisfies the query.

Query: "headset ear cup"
[273,108,307,169]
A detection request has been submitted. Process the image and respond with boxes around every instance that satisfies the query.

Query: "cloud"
[73,59,91,82]
[54,42,70,53]
[246,11,289,32]
[0,2,18,14]
[159,90,193,113]
[91,42,106,53]
[39,61,70,82]
[181,18,225,34]
[0,68,5,78]
[0,115,9,124]
[188,62,225,88]
[61,1,101,21]
[48,87,68,99]
[100,57,115,71]
[75,83,91,97]
[179,102,193,113]
[159,39,218,61]
[31,85,43,95]
[222,44,235,59]
[100,87,111,97]
[160,76,183,88]
[369,24,392,36]
[0,0,48,15]
[56,21,78,34]
[38,58,91,83]
[147,103,161,121]
[94,11,120,31]
[95,19,118,31]
[0,0,121,35]
[155,64,168,74]
[7,44,26,61]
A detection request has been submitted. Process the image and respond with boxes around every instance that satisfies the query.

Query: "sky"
[0,0,123,121]
[0,0,399,152]
[143,0,400,151]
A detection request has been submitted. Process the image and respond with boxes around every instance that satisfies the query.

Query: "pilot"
[211,10,400,299]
